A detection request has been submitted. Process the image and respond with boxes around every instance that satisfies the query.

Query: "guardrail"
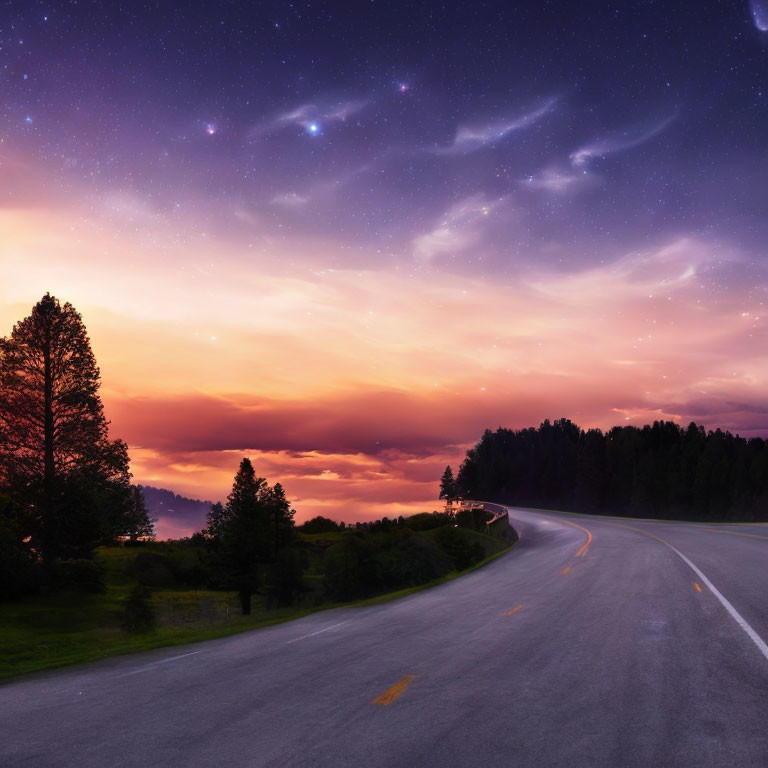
[453,499,514,541]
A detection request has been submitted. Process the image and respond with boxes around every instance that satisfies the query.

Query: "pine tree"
[267,482,295,556]
[0,294,152,560]
[205,500,226,543]
[439,465,457,502]
[219,458,270,615]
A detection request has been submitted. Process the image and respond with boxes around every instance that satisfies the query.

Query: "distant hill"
[140,486,215,539]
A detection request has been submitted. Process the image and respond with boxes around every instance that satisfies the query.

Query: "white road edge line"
[663,541,768,664]
[284,621,349,644]
[114,650,205,678]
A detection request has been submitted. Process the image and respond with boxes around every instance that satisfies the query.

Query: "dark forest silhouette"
[453,418,768,521]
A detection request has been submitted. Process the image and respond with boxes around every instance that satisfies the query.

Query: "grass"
[0,529,514,683]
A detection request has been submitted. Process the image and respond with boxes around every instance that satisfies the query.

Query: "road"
[3,507,768,767]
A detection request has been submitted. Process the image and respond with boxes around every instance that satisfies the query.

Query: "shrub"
[265,548,309,607]
[389,534,452,585]
[302,516,340,534]
[433,527,486,571]
[122,585,156,633]
[126,552,177,588]
[0,511,39,600]
[322,535,379,600]
[404,512,452,531]
[45,558,105,593]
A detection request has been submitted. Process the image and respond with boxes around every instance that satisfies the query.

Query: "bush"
[126,552,177,588]
[0,512,39,600]
[322,535,379,601]
[389,534,452,585]
[265,548,309,607]
[455,507,491,531]
[404,512,452,531]
[433,527,486,571]
[122,585,156,633]
[302,516,340,534]
[45,559,105,593]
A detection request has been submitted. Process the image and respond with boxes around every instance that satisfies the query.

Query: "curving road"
[3,507,768,767]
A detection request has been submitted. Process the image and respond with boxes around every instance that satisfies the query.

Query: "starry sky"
[2,1,768,536]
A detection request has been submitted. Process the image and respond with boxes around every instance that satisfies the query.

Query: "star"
[397,82,410,93]
[307,122,321,135]
[205,123,217,136]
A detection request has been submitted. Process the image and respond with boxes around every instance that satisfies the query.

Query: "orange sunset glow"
[4,190,767,537]
[4,1,768,539]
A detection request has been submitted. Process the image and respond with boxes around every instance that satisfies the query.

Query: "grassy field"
[0,529,512,682]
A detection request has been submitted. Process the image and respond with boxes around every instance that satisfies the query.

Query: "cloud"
[269,162,372,209]
[270,192,309,208]
[750,0,768,31]
[412,194,510,261]
[433,98,557,155]
[569,115,675,168]
[249,98,369,139]
[521,166,589,193]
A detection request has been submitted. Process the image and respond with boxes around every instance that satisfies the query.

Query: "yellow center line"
[504,604,523,616]
[695,527,768,542]
[557,518,594,557]
[371,675,416,706]
[694,582,702,593]
[560,566,571,574]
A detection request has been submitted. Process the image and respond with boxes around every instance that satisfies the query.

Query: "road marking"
[284,621,349,644]
[561,566,571,574]
[694,582,702,593]
[504,604,523,616]
[618,524,768,665]
[114,650,204,678]
[371,675,416,705]
[696,527,768,542]
[557,518,593,557]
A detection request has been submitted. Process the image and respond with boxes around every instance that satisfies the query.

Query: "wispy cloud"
[569,115,674,168]
[432,98,557,155]
[412,194,509,261]
[750,0,768,31]
[521,166,587,193]
[269,163,372,209]
[249,98,369,139]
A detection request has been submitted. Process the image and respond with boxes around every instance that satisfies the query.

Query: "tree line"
[450,418,768,521]
[0,294,504,618]
[137,505,500,614]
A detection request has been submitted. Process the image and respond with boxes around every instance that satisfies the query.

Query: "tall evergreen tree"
[0,294,152,560]
[439,465,457,502]
[219,458,271,615]
[267,482,295,555]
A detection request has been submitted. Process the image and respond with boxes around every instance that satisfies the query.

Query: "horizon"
[3,2,768,529]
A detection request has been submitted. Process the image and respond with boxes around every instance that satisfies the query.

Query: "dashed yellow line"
[504,604,523,616]
[371,675,416,706]
[558,518,594,557]
[694,582,702,593]
[560,566,571,574]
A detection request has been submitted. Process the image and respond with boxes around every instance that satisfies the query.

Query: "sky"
[2,1,768,535]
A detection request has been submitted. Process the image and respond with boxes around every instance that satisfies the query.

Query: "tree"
[439,465,457,502]
[205,501,227,542]
[218,458,271,615]
[301,515,340,534]
[0,294,152,560]
[266,482,295,555]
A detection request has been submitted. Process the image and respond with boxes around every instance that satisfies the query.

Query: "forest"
[452,418,768,521]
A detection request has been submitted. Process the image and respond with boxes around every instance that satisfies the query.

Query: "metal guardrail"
[453,500,511,537]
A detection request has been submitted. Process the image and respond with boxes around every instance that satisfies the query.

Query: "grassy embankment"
[0,528,513,682]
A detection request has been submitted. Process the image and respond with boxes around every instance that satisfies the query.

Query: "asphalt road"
[3,507,768,767]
